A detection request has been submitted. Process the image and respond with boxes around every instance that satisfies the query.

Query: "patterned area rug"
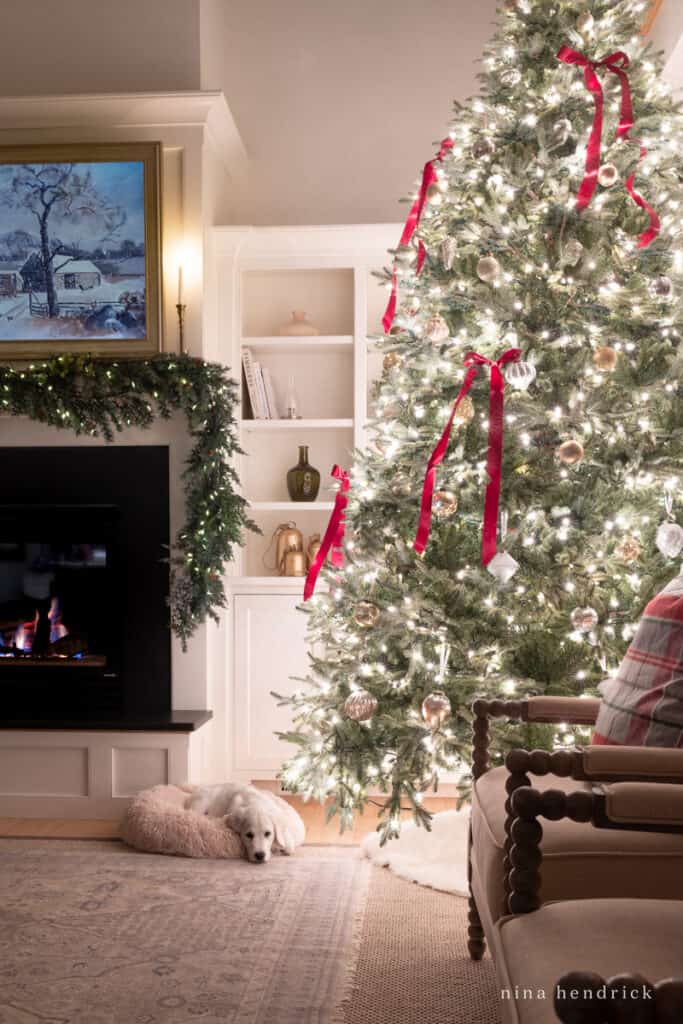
[0,839,369,1024]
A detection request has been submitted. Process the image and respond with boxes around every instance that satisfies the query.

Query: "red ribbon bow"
[413,348,521,565]
[382,136,454,334]
[557,46,659,248]
[303,465,350,601]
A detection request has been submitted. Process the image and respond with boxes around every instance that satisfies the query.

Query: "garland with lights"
[0,353,255,648]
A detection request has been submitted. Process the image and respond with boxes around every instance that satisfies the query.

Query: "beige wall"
[0,0,200,95]
[200,0,498,225]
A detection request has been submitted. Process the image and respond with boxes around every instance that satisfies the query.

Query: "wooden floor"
[0,795,455,843]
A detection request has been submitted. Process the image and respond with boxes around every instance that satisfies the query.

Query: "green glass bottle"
[287,445,320,502]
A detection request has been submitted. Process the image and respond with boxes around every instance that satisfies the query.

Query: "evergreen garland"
[0,352,255,648]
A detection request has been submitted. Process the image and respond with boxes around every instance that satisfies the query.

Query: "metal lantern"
[656,522,683,559]
[433,490,458,519]
[570,606,599,633]
[421,690,452,730]
[506,361,536,392]
[486,551,520,583]
[344,689,378,722]
[353,601,380,628]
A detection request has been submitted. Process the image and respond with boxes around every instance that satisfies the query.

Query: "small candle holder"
[176,303,187,355]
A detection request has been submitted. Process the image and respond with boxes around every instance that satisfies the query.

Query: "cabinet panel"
[233,594,310,773]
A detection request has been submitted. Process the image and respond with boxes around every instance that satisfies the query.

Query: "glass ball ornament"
[433,490,458,519]
[562,238,584,266]
[615,536,642,564]
[476,255,501,283]
[454,395,475,426]
[597,163,619,188]
[506,361,536,392]
[486,551,520,583]
[577,10,594,33]
[353,601,380,628]
[425,314,450,344]
[383,351,403,372]
[551,118,573,147]
[593,346,618,372]
[344,689,378,722]
[421,690,452,730]
[441,237,457,271]
[650,276,674,302]
[557,440,585,466]
[472,137,495,160]
[570,606,599,632]
[656,521,683,559]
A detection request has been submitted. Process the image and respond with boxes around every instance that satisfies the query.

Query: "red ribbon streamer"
[413,348,521,565]
[303,465,350,601]
[557,46,659,249]
[382,137,454,334]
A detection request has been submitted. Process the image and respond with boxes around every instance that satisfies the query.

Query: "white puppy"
[186,783,304,863]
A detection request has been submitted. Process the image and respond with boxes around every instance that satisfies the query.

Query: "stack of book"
[242,347,280,419]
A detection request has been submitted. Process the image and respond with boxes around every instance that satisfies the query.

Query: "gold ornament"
[383,351,403,372]
[354,601,380,628]
[570,606,598,632]
[615,536,642,564]
[476,255,501,283]
[593,346,618,372]
[282,549,307,576]
[306,533,321,570]
[433,490,458,519]
[454,394,475,425]
[425,314,450,344]
[344,689,378,722]
[421,690,452,730]
[597,163,619,188]
[557,440,585,466]
[265,522,304,576]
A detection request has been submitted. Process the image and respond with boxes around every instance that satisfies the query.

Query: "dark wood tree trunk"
[39,214,58,318]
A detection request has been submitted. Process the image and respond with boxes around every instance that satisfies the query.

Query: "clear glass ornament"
[650,276,674,302]
[425,315,450,344]
[433,490,458,518]
[656,522,683,559]
[476,256,501,283]
[570,607,598,632]
[506,361,536,391]
[486,551,519,583]
[421,690,451,730]
[562,238,584,265]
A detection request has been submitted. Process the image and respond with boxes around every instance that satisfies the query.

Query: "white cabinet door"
[233,593,311,775]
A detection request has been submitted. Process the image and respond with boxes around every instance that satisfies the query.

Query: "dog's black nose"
[254,851,266,862]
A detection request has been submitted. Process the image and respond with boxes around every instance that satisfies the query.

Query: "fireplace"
[0,447,171,723]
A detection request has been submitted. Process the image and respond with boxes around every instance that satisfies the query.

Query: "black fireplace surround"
[0,446,174,726]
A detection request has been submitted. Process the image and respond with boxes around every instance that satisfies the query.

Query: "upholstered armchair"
[489,782,683,1024]
[467,696,683,962]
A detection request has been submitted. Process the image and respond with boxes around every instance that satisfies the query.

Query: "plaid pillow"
[593,572,683,747]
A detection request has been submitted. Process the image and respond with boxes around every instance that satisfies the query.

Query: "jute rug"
[0,839,369,1024]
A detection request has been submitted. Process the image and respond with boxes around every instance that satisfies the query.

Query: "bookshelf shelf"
[241,418,353,431]
[249,501,334,512]
[242,335,353,354]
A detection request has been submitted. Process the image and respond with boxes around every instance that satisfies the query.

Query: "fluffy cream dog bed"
[121,784,244,859]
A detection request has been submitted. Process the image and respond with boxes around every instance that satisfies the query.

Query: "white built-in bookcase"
[213,225,400,583]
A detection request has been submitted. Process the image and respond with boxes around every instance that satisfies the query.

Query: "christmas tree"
[276,0,683,842]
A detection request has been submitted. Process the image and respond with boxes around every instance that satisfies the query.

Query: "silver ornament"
[650,276,674,302]
[562,238,584,266]
[421,690,452,730]
[472,137,495,160]
[433,490,458,519]
[570,606,598,633]
[425,314,450,344]
[506,361,537,391]
[656,521,683,559]
[476,255,501,283]
[441,237,457,271]
[597,163,619,188]
[486,551,519,583]
[344,689,378,722]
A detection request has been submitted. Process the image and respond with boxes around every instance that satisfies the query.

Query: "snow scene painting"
[0,143,161,358]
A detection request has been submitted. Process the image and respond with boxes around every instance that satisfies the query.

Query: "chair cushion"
[492,898,683,1024]
[593,571,683,745]
[472,766,683,922]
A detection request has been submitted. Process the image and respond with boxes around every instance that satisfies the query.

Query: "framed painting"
[0,142,162,359]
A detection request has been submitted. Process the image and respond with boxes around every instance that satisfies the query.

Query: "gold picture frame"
[0,141,162,359]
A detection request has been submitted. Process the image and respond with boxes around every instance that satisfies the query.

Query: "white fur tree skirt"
[361,809,470,896]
